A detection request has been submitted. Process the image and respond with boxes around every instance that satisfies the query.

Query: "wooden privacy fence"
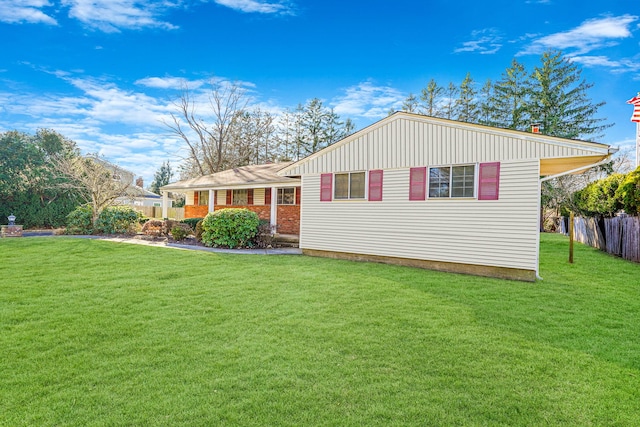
[135,206,185,220]
[561,215,640,263]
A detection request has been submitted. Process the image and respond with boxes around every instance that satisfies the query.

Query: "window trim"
[232,189,249,205]
[427,164,476,199]
[334,171,366,200]
[277,187,296,205]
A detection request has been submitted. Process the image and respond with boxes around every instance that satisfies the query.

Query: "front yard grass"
[1,233,639,426]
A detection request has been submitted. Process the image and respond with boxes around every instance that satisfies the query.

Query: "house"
[160,163,301,234]
[91,156,163,208]
[277,112,615,281]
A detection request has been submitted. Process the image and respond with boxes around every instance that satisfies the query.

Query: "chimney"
[136,176,143,188]
[531,123,541,134]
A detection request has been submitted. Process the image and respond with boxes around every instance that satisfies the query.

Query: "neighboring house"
[91,157,163,208]
[277,112,615,281]
[160,163,301,234]
[118,187,163,208]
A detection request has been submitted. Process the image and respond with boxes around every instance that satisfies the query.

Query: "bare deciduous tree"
[52,155,134,226]
[164,79,248,177]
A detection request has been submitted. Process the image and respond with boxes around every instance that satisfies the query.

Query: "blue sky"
[1,0,639,185]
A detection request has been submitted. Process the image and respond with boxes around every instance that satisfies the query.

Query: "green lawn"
[1,234,639,426]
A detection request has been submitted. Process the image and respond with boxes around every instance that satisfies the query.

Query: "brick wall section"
[184,203,300,235]
[185,205,209,218]
[277,205,300,234]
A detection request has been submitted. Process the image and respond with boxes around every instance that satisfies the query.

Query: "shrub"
[181,217,204,231]
[201,208,259,248]
[615,166,640,215]
[162,220,180,236]
[254,219,274,249]
[194,220,204,241]
[573,173,624,217]
[141,219,164,236]
[66,205,94,235]
[95,205,143,235]
[170,225,190,241]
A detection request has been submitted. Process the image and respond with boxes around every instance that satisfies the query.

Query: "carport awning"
[540,155,611,176]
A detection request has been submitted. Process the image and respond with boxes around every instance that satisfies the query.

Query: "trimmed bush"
[181,217,204,231]
[66,205,94,235]
[67,205,143,235]
[170,225,190,241]
[95,205,143,235]
[194,220,204,241]
[201,208,259,248]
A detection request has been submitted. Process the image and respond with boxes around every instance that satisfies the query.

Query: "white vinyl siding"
[217,190,227,206]
[254,188,266,205]
[299,159,540,272]
[186,192,195,205]
[283,116,608,177]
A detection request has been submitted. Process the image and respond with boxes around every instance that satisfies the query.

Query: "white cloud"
[61,0,178,33]
[568,55,640,73]
[331,81,404,119]
[213,0,292,14]
[0,0,57,25]
[454,28,503,55]
[520,15,638,55]
[135,76,200,90]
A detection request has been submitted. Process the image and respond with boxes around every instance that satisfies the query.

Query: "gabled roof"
[160,162,299,192]
[278,112,614,177]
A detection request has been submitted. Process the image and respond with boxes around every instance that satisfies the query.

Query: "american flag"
[627,94,640,123]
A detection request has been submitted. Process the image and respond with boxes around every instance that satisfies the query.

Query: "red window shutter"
[409,167,426,201]
[193,191,199,205]
[295,187,301,205]
[248,189,254,205]
[214,191,217,206]
[265,188,271,205]
[226,190,232,205]
[478,162,500,200]
[320,173,332,202]
[368,170,383,201]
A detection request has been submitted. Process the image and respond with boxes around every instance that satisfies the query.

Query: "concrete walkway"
[20,231,302,255]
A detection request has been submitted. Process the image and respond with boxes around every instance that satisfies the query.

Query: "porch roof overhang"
[160,163,300,193]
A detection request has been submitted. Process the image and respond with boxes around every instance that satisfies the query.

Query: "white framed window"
[428,165,475,198]
[334,172,366,200]
[278,188,295,205]
[232,189,248,205]
[195,190,209,206]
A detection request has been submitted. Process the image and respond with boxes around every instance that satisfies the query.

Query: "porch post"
[208,189,215,214]
[270,187,277,233]
[161,191,168,219]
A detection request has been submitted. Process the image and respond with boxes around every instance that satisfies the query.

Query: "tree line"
[1,130,139,228]
[164,81,355,179]
[397,50,611,141]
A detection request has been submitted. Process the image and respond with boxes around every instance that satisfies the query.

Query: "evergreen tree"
[477,78,494,126]
[527,51,611,140]
[442,82,459,120]
[401,93,419,113]
[420,79,444,117]
[490,58,529,130]
[453,72,479,123]
[150,161,174,194]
